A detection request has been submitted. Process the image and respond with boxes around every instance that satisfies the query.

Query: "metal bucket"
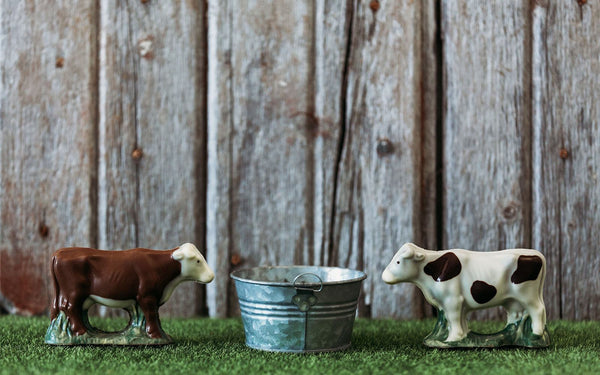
[231,266,367,353]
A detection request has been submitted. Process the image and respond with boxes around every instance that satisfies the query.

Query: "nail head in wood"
[230,253,243,267]
[369,0,380,12]
[132,148,143,161]
[55,57,64,68]
[39,223,49,238]
[376,138,394,156]
[559,148,569,159]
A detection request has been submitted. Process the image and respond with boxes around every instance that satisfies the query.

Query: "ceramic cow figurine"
[45,243,214,345]
[382,243,550,348]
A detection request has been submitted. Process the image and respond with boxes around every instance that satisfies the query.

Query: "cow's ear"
[414,252,425,262]
[173,251,184,261]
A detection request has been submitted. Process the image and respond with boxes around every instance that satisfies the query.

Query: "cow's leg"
[515,284,547,336]
[444,297,468,342]
[65,293,87,336]
[525,299,546,336]
[138,296,162,338]
[503,299,524,326]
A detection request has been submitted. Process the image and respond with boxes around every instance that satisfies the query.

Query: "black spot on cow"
[424,252,461,282]
[470,281,497,304]
[511,255,543,284]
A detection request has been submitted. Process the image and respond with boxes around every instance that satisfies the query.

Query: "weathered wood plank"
[99,0,206,317]
[206,0,348,317]
[205,0,233,318]
[532,1,600,320]
[332,0,435,318]
[419,0,441,318]
[441,1,533,320]
[0,1,98,315]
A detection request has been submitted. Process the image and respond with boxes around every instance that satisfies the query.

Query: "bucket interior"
[230,266,366,286]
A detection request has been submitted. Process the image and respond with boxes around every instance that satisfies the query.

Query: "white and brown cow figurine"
[46,243,215,345]
[382,243,549,347]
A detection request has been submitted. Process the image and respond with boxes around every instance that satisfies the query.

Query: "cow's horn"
[401,247,414,259]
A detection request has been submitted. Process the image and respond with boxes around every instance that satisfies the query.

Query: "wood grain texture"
[419,0,441,318]
[532,1,600,320]
[206,0,348,317]
[98,0,206,317]
[441,1,532,320]
[332,0,433,318]
[0,1,98,315]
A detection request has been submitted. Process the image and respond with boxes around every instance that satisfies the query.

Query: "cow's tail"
[50,255,59,321]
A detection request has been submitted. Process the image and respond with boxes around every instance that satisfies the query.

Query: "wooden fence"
[0,0,598,320]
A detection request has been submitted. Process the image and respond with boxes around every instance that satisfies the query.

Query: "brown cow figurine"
[45,243,214,345]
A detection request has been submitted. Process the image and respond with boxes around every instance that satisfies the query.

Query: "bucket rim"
[230,265,367,286]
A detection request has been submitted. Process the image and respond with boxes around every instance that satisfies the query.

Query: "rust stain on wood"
[0,251,47,315]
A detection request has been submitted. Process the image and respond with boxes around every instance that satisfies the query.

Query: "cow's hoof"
[70,327,88,336]
[146,330,164,339]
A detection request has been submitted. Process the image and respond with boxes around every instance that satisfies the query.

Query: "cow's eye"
[197,260,200,263]
[396,261,400,264]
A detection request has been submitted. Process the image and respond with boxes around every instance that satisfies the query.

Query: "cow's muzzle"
[381,269,396,284]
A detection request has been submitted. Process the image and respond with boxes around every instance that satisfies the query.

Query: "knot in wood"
[502,204,517,220]
[559,148,569,159]
[376,138,394,156]
[132,148,143,161]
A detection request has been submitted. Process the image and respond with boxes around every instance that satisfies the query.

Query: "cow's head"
[172,243,215,283]
[382,243,425,284]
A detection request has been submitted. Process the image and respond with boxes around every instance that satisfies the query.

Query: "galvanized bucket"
[231,266,367,353]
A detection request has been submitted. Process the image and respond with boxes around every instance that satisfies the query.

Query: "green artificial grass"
[1,316,599,375]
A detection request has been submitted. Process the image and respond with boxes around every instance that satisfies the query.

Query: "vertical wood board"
[532,1,600,320]
[419,0,441,318]
[441,1,533,320]
[206,0,347,317]
[332,0,432,318]
[0,1,98,315]
[99,0,206,317]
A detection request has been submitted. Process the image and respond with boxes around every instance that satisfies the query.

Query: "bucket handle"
[292,273,323,292]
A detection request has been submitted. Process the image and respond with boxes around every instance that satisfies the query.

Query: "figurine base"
[45,306,173,346]
[424,310,550,349]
